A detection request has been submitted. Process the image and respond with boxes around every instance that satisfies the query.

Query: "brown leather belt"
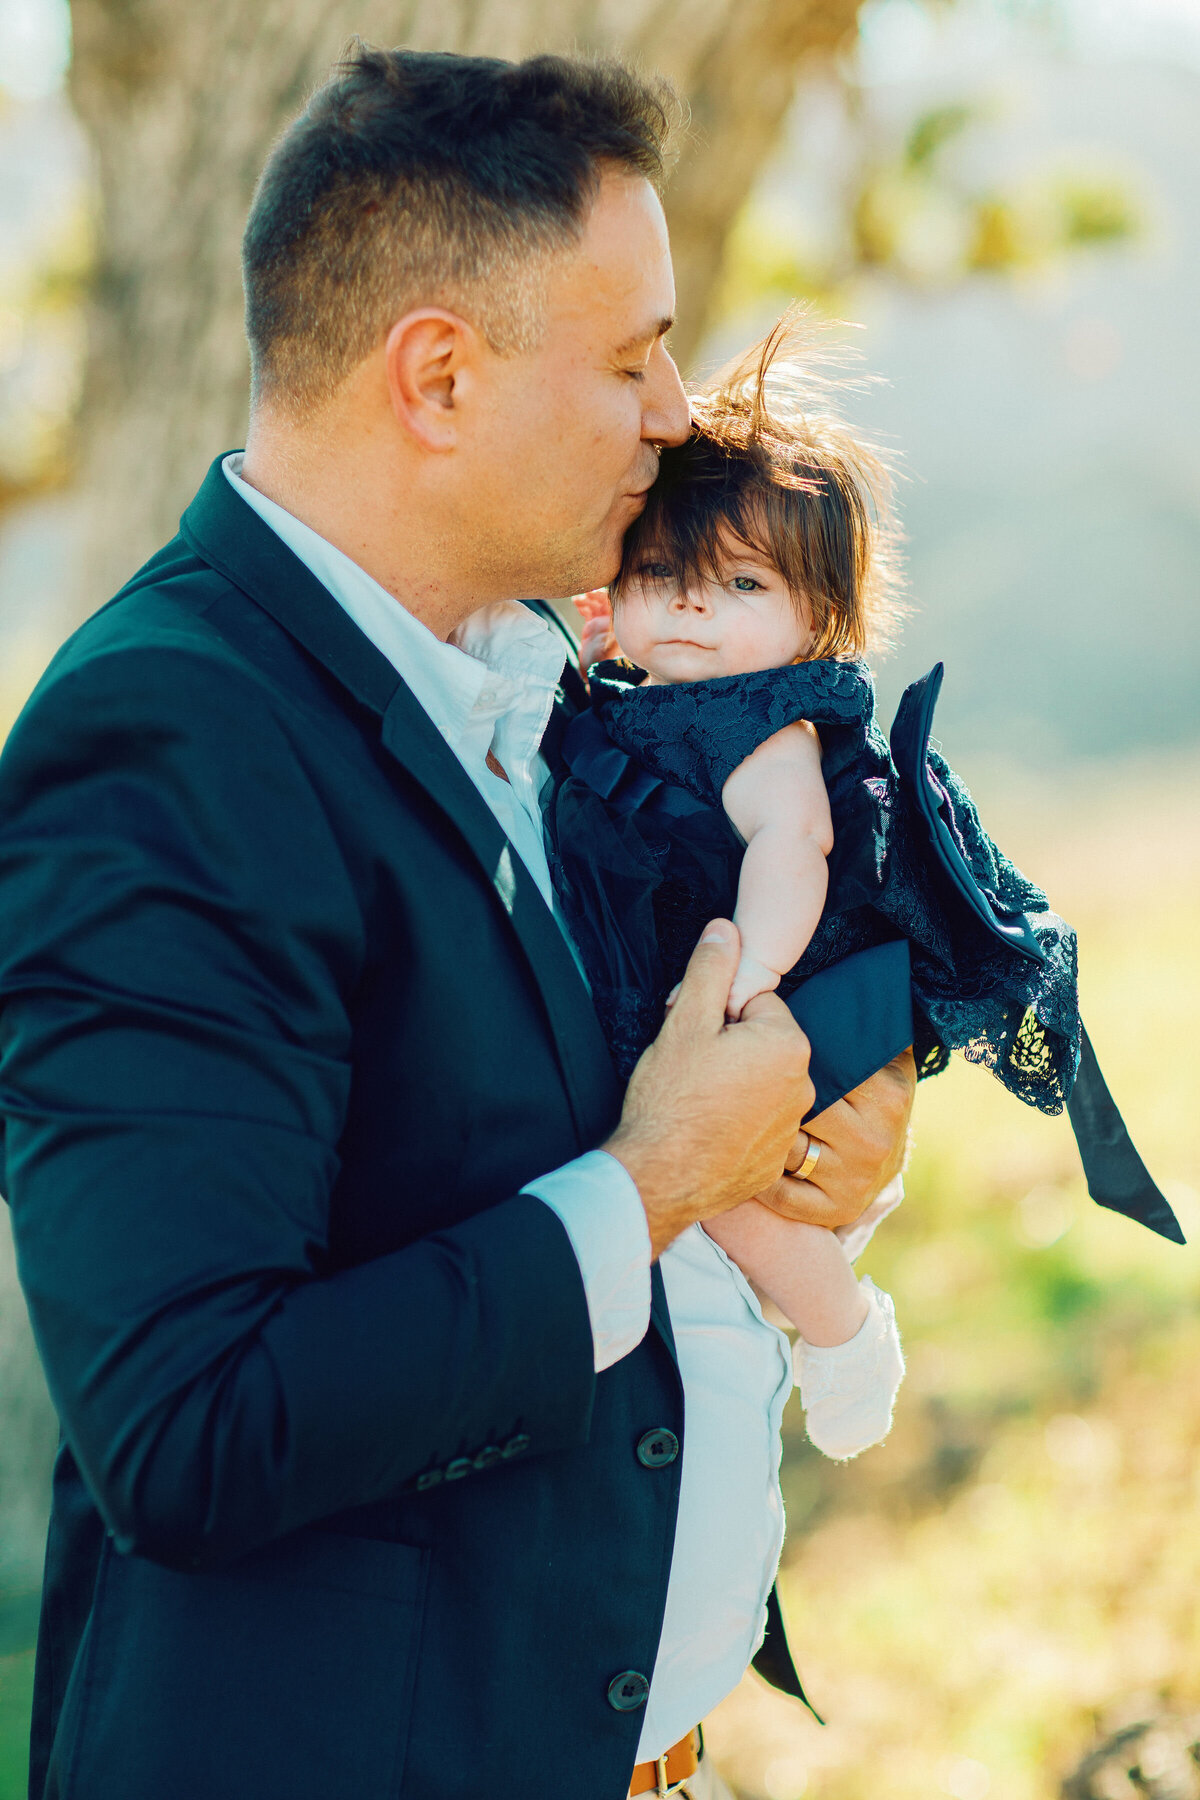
[628,1726,702,1796]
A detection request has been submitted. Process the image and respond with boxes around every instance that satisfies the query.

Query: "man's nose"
[643,342,691,449]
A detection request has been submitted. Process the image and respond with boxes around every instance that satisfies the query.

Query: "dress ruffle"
[545,657,1081,1109]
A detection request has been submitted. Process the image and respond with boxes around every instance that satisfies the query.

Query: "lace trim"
[547,659,1082,1115]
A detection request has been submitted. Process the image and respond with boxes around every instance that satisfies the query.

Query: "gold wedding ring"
[795,1135,822,1182]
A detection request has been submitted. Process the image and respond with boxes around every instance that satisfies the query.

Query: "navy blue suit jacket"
[0,458,799,1800]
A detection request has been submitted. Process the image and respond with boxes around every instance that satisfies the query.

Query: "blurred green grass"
[708,753,1200,1800]
[0,1651,33,1799]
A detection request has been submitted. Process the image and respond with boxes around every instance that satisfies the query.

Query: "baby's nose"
[671,585,711,614]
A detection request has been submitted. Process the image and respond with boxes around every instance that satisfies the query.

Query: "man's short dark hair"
[242,45,678,413]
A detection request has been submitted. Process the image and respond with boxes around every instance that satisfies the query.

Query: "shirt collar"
[221,454,566,760]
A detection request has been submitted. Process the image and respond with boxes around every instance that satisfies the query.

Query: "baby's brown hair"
[613,308,904,659]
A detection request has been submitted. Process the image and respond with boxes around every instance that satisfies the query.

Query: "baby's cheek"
[730,614,806,673]
[721,621,776,675]
[610,602,649,661]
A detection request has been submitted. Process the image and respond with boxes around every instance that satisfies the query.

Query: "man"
[0,47,913,1800]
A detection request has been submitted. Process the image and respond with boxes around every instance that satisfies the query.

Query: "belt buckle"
[654,1725,702,1799]
[654,1756,688,1799]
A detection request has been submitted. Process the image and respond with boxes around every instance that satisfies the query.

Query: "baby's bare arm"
[705,1203,869,1345]
[721,721,833,1020]
[707,1202,905,1459]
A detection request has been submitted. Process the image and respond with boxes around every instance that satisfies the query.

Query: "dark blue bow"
[788,664,1183,1244]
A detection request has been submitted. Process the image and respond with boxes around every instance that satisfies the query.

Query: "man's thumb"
[669,920,740,1030]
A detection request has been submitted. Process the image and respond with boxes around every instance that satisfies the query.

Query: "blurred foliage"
[0,189,90,511]
[706,756,1200,1800]
[715,98,1140,321]
[0,25,1142,518]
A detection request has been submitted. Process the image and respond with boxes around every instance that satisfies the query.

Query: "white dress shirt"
[222,457,652,1374]
[221,455,902,1760]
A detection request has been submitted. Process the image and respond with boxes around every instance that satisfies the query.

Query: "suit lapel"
[649,1262,678,1368]
[180,456,622,1145]
[377,680,621,1143]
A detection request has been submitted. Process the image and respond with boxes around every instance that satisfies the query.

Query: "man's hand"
[754,1049,917,1230]
[603,921,815,1260]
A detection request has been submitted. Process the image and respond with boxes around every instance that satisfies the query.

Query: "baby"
[556,311,1174,1449]
[560,317,910,1450]
[607,531,879,1366]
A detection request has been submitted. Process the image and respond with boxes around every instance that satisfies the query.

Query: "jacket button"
[501,1433,531,1459]
[473,1445,502,1471]
[444,1457,474,1482]
[607,1670,650,1712]
[415,1469,443,1491]
[636,1428,680,1468]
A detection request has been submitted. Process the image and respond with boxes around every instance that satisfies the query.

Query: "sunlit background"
[0,1,1198,1795]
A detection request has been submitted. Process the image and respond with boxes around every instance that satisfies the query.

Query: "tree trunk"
[68,0,860,602]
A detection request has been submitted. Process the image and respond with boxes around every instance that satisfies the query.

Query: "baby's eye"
[731,575,762,592]
[639,560,675,582]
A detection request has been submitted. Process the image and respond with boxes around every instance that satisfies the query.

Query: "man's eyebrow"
[612,316,675,358]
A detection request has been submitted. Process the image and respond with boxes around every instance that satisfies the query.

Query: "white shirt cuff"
[522,1149,652,1373]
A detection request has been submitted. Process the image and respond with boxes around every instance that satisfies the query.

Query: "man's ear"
[384,309,479,453]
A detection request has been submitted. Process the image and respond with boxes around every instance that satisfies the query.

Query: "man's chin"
[540,540,623,604]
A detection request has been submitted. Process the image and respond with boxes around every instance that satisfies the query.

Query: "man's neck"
[241,413,475,642]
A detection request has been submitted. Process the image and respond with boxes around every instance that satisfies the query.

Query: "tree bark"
[67,0,860,601]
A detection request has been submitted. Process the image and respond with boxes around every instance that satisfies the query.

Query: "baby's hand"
[572,589,618,676]
[726,953,782,1021]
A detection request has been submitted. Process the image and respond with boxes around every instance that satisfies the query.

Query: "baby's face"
[615,534,813,682]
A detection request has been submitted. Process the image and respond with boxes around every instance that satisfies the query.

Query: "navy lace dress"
[543,656,1182,1243]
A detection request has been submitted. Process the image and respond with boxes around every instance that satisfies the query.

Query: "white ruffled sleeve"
[793,1275,905,1461]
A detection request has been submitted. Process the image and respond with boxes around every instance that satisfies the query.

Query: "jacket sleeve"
[0,642,597,1570]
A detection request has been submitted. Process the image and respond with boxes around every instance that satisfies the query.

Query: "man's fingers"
[783,1129,812,1176]
[807,1046,916,1134]
[666,920,741,1033]
[752,1133,876,1230]
[754,1176,848,1228]
[736,987,794,1027]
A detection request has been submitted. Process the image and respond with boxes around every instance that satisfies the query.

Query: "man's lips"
[623,466,660,501]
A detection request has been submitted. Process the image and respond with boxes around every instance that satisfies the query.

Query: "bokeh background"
[0,1,1198,1795]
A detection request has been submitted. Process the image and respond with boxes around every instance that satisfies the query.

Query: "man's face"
[461,172,691,600]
